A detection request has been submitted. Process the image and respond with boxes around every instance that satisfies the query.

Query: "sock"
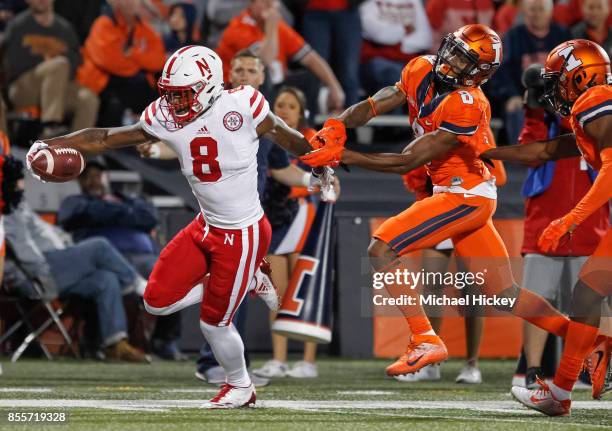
[549,382,572,401]
[407,316,435,335]
[553,321,599,392]
[513,288,570,338]
[200,321,251,387]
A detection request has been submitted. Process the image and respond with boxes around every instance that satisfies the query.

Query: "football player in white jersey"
[26,45,322,408]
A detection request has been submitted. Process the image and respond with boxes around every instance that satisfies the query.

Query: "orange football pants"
[374,192,515,293]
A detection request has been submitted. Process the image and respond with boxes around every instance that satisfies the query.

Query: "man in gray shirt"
[1,0,98,137]
[5,201,150,362]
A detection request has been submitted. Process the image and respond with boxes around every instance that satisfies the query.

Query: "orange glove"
[537,214,576,253]
[301,118,346,166]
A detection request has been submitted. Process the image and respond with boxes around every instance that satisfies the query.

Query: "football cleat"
[511,378,571,416]
[250,259,280,311]
[394,364,441,382]
[585,339,610,399]
[201,383,256,409]
[386,335,448,376]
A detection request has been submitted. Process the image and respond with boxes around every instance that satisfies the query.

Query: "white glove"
[26,140,48,182]
[313,167,337,203]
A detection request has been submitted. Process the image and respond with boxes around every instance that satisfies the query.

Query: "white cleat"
[250,259,279,311]
[286,361,318,379]
[394,364,441,382]
[456,365,482,384]
[201,383,256,409]
[511,378,571,416]
[252,359,288,378]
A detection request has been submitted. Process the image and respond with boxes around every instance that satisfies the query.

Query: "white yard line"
[0,388,52,393]
[336,390,399,395]
[164,389,218,394]
[0,399,610,414]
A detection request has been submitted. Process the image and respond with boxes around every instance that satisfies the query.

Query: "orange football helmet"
[435,24,502,88]
[543,39,612,116]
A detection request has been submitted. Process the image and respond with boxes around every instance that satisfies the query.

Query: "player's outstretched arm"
[565,115,612,226]
[257,112,313,157]
[482,134,579,164]
[39,124,154,156]
[340,129,458,174]
[336,85,406,128]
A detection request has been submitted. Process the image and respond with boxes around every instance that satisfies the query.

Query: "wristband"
[302,172,312,187]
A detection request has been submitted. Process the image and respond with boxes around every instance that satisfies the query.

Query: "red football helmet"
[542,39,612,116]
[435,24,503,88]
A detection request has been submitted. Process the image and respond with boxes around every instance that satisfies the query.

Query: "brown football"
[31,147,85,182]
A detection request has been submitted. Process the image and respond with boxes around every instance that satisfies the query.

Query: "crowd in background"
[1,0,611,146]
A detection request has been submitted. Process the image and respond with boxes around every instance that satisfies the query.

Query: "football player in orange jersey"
[300,24,574,379]
[481,39,612,416]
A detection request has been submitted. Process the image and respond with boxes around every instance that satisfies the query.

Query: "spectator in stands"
[202,0,294,48]
[554,0,612,29]
[163,2,198,55]
[216,0,345,113]
[254,86,326,379]
[571,0,612,56]
[5,201,150,362]
[56,160,186,361]
[1,0,99,138]
[301,0,361,109]
[494,0,521,37]
[77,0,165,121]
[491,0,570,144]
[426,0,495,44]
[359,0,432,97]
[516,64,609,388]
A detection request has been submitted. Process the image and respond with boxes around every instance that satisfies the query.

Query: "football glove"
[538,214,576,253]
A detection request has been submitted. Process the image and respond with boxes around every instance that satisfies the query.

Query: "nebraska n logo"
[196,58,212,80]
[224,233,235,246]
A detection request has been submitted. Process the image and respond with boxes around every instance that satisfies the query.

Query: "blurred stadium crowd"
[0,0,611,388]
[1,0,612,144]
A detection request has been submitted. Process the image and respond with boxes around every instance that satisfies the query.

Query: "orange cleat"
[585,338,611,399]
[385,335,448,376]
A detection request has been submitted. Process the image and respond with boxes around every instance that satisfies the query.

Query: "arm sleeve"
[84,16,141,77]
[437,92,483,136]
[569,147,612,225]
[139,100,162,139]
[246,86,270,127]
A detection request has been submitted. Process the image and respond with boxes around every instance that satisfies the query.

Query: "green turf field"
[0,358,610,430]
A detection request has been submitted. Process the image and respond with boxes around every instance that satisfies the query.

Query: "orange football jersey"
[570,85,612,171]
[398,55,494,189]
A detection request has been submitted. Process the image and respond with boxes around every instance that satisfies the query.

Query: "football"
[30,147,85,182]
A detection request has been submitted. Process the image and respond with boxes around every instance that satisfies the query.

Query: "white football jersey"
[140,85,270,229]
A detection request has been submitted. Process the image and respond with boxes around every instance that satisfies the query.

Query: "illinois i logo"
[223,111,243,131]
